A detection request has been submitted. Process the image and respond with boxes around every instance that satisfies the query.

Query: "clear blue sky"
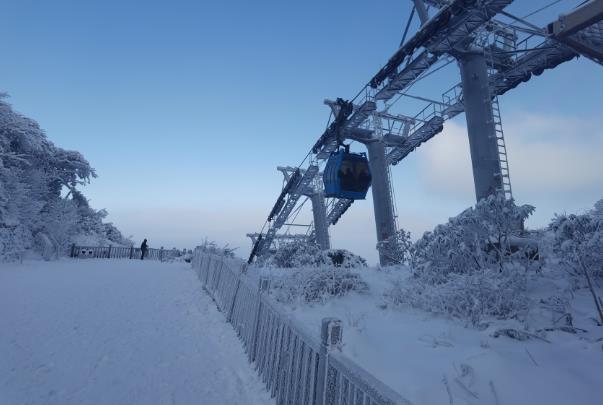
[2,0,602,263]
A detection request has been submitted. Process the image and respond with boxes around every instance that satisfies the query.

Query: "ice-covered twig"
[525,348,539,366]
[492,328,551,343]
[419,334,453,348]
[489,380,501,405]
[453,362,475,386]
[442,374,454,405]
[454,377,479,399]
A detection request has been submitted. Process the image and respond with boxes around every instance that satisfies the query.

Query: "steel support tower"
[310,190,330,250]
[458,49,504,201]
[248,0,603,265]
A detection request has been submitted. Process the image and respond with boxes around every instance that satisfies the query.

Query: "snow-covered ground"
[265,267,603,405]
[0,259,273,405]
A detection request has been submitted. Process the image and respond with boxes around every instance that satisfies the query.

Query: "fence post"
[203,254,211,285]
[250,277,270,362]
[203,256,212,286]
[211,258,225,293]
[107,245,112,259]
[195,253,204,279]
[316,317,343,405]
[159,247,164,262]
[227,277,241,322]
[201,253,208,279]
[70,244,76,258]
[129,246,134,259]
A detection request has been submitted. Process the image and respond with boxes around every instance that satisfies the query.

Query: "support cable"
[499,10,545,32]
[522,0,566,19]
[284,197,309,235]
[384,56,455,112]
[400,7,416,47]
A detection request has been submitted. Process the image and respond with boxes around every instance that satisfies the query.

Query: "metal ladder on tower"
[485,31,514,200]
[491,95,513,200]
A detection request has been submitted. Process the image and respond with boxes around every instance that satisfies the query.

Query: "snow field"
[0,259,273,405]
[272,267,603,405]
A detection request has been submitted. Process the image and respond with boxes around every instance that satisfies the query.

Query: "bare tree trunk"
[580,258,603,325]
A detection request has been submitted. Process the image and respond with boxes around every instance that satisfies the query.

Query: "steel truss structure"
[249,0,603,264]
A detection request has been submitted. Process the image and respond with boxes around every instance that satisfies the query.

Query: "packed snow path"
[0,260,274,405]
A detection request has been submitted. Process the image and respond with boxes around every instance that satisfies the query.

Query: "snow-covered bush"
[410,193,535,277]
[268,266,369,304]
[386,266,528,326]
[325,249,368,268]
[162,248,193,263]
[197,239,236,258]
[387,194,535,325]
[593,198,603,221]
[549,203,603,279]
[260,240,367,269]
[549,199,603,324]
[376,228,412,265]
[265,240,324,268]
[253,240,368,303]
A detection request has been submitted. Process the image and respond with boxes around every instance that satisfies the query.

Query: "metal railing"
[70,244,181,261]
[192,249,411,405]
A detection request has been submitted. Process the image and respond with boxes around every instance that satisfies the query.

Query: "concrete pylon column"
[458,50,502,201]
[310,191,330,250]
[366,140,397,266]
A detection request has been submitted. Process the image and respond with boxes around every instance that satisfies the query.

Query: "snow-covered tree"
[376,228,412,265]
[386,194,536,325]
[550,199,603,324]
[410,193,535,279]
[0,94,129,261]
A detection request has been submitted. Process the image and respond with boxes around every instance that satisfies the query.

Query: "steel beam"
[548,0,603,38]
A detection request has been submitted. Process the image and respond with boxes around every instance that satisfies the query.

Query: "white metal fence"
[70,245,182,261]
[192,249,412,405]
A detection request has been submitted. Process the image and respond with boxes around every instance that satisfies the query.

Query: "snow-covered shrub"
[549,203,603,279]
[387,194,535,325]
[325,249,367,268]
[197,239,236,258]
[549,199,603,324]
[593,198,603,221]
[260,240,367,269]
[386,266,528,325]
[162,248,193,263]
[268,266,369,304]
[376,228,412,265]
[266,240,324,268]
[410,193,535,277]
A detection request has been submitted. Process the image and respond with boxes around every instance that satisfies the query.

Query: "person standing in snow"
[140,239,148,260]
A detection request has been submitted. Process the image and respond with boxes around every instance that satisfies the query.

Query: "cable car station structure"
[248,0,603,265]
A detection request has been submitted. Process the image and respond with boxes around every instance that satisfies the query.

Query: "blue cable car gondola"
[323,148,372,199]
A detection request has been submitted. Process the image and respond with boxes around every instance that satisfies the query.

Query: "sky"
[1,0,601,263]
